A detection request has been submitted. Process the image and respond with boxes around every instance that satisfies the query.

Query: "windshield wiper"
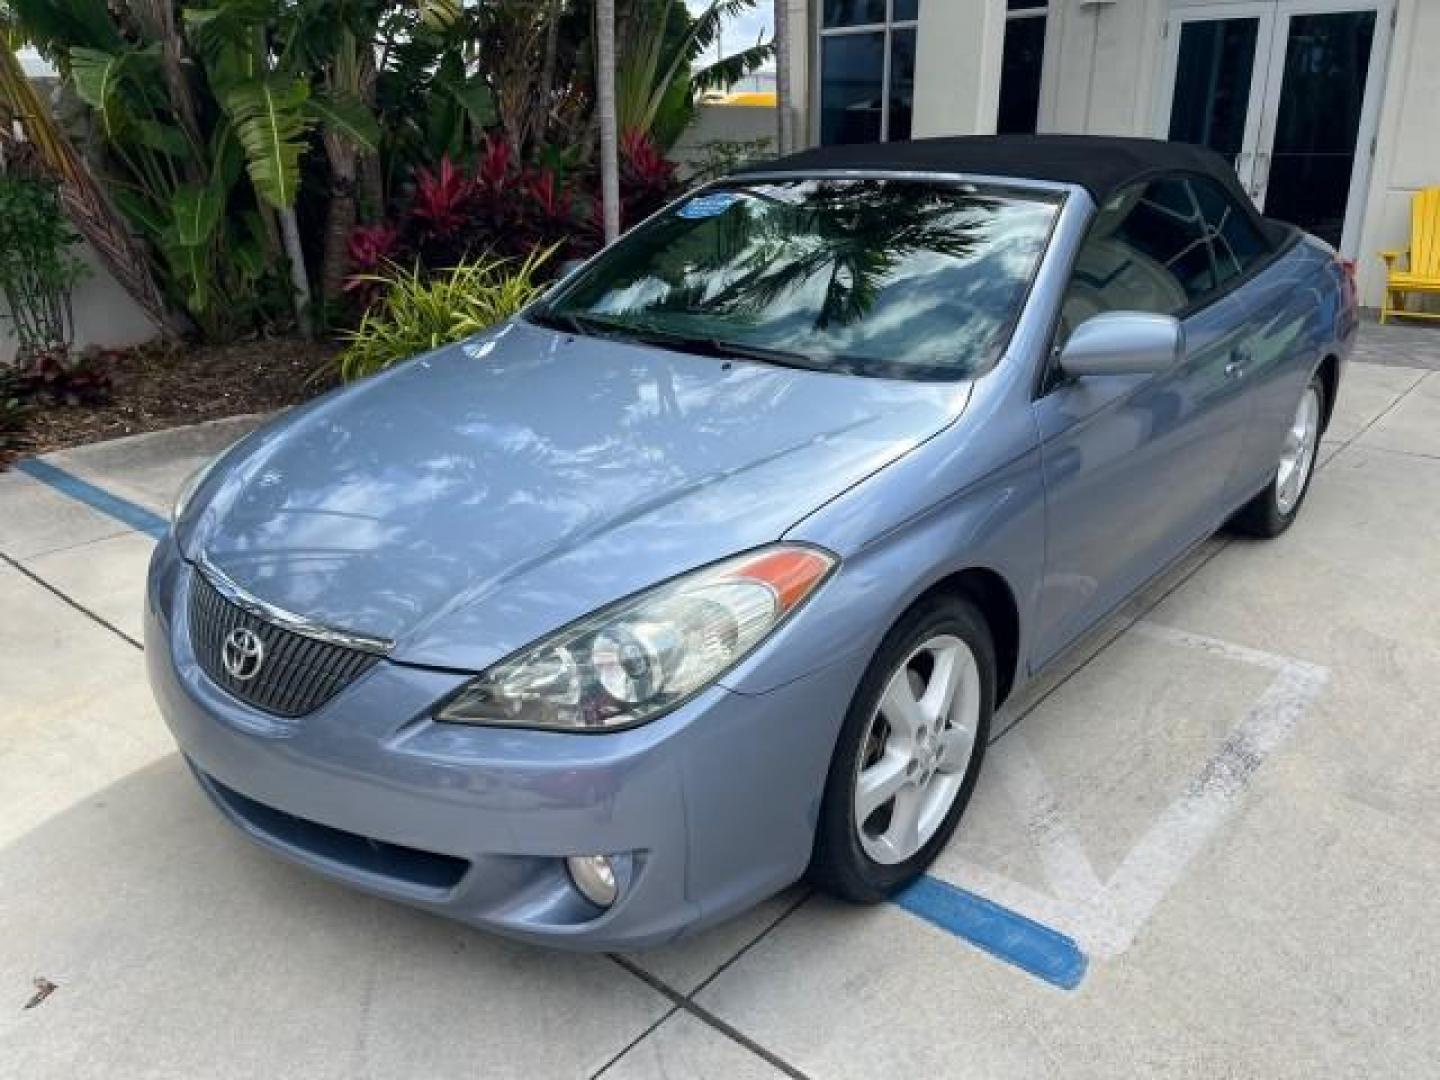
[535,310,836,372]
[532,309,626,339]
[703,338,836,372]
[618,323,833,372]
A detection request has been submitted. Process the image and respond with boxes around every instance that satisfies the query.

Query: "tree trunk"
[278,207,313,338]
[321,176,357,304]
[774,0,793,153]
[356,44,383,222]
[358,153,384,223]
[533,0,562,144]
[320,136,358,305]
[596,0,620,244]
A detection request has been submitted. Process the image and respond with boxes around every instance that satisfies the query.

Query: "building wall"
[1040,1,1167,138]
[795,0,1440,308]
[913,0,1006,136]
[783,0,811,151]
[1355,0,1440,310]
[670,103,779,178]
[3,68,159,364]
[1,242,158,367]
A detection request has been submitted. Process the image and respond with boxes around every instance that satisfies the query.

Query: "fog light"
[566,854,619,907]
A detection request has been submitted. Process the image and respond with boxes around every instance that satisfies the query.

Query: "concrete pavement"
[3,333,1439,1078]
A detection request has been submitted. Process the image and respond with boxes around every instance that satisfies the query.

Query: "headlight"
[437,545,836,730]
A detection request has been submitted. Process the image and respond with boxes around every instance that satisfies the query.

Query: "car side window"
[1059,177,1216,337]
[1190,176,1271,287]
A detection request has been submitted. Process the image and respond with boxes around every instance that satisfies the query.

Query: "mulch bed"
[4,338,338,469]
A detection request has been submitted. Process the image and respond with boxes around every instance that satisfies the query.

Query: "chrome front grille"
[187,569,383,718]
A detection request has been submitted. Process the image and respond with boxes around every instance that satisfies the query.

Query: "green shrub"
[336,248,552,381]
[0,174,87,357]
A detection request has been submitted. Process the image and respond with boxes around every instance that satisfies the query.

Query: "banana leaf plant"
[185,0,382,335]
[10,0,270,335]
[10,0,381,337]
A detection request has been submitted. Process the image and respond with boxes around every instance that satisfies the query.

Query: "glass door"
[1152,4,1278,197]
[1160,2,1274,195]
[1157,0,1392,254]
[1253,6,1384,248]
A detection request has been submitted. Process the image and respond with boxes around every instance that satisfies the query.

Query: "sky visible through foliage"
[686,0,774,69]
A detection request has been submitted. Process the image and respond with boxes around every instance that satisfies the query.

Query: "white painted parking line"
[934,621,1328,960]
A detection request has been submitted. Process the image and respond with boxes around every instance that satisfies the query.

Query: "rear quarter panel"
[1226,233,1356,504]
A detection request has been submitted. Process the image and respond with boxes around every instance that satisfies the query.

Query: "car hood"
[185,321,970,669]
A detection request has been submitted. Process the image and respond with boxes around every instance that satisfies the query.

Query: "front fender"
[719,439,1046,698]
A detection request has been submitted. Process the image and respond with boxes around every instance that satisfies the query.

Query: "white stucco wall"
[913,0,1006,137]
[783,0,810,152]
[671,103,779,177]
[1040,0,1167,138]
[3,65,159,364]
[1354,0,1440,310]
[1,242,159,366]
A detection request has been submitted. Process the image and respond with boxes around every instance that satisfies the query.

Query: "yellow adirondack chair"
[1380,186,1440,323]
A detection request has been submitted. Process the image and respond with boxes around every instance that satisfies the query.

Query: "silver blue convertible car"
[147,135,1356,948]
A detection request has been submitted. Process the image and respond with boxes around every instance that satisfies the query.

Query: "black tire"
[810,593,995,904]
[1230,372,1327,539]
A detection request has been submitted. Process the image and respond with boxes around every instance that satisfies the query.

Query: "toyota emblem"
[221,627,266,682]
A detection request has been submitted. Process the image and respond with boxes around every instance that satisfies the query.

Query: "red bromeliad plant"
[347,224,402,275]
[475,137,512,195]
[411,157,474,237]
[342,134,681,317]
[343,225,404,310]
[468,136,519,250]
[619,131,676,227]
[468,135,594,263]
[519,168,589,257]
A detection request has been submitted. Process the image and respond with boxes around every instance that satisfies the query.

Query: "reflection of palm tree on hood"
[651,181,988,331]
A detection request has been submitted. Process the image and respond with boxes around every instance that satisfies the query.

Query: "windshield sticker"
[678,192,741,219]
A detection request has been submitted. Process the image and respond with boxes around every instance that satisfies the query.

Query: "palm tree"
[596,0,620,243]
[613,0,773,149]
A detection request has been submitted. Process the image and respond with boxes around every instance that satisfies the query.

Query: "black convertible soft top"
[736,133,1262,220]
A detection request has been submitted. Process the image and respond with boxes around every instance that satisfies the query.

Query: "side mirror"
[1057,311,1184,379]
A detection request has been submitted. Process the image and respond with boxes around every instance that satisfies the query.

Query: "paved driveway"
[3,326,1439,1078]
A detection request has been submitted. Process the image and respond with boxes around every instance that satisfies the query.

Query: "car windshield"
[531,177,1061,381]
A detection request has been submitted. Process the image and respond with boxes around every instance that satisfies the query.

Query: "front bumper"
[144,537,858,949]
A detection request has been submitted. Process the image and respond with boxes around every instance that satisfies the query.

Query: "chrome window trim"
[191,554,394,656]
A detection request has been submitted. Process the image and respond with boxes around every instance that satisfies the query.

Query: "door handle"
[1225,349,1251,380]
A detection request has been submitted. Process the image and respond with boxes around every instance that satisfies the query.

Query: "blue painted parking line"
[15,458,168,539]
[895,875,1088,990]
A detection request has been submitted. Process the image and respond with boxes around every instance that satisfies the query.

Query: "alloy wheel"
[1276,385,1321,516]
[853,634,981,865]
